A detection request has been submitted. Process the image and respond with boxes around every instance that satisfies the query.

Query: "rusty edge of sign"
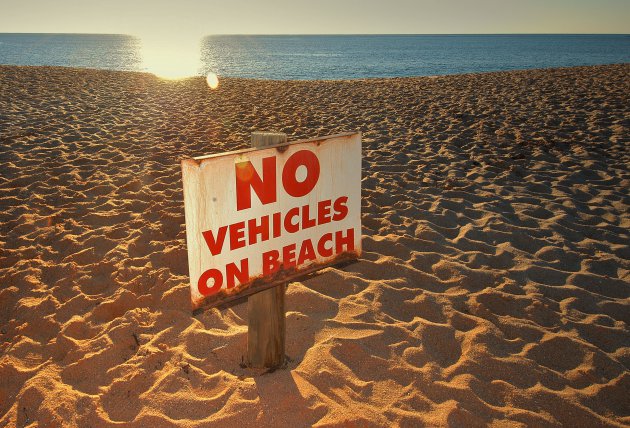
[192,250,361,316]
[183,131,360,166]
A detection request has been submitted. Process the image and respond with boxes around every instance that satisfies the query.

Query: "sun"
[140,34,201,80]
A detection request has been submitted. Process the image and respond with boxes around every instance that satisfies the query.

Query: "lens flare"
[206,72,219,89]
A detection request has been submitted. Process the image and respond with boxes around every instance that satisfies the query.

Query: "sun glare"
[140,34,201,80]
[206,72,219,89]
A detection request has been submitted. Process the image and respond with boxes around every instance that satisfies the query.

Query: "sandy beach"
[0,63,629,426]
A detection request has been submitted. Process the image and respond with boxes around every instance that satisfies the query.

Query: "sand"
[0,63,629,427]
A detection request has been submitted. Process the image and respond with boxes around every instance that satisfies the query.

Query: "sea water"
[0,33,628,80]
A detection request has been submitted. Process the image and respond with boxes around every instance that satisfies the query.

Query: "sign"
[181,132,362,310]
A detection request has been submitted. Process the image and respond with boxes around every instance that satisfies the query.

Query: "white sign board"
[181,132,362,310]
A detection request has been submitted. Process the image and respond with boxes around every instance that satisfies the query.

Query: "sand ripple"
[1,64,629,426]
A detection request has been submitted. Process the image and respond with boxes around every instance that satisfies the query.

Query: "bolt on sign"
[181,132,362,311]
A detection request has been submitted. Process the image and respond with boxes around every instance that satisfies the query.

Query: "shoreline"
[0,62,629,83]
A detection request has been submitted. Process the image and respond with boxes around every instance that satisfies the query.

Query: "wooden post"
[247,131,287,368]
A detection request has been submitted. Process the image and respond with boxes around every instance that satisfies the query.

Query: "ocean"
[0,33,628,80]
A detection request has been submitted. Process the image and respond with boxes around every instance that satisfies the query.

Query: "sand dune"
[0,64,629,426]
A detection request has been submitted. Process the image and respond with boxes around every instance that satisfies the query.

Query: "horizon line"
[1,32,629,36]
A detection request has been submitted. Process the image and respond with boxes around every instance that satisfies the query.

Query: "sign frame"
[182,132,362,314]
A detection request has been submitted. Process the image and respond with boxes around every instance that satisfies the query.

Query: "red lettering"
[236,156,277,211]
[283,243,297,269]
[202,226,228,256]
[248,216,269,245]
[302,204,316,229]
[332,196,348,221]
[272,212,282,238]
[317,233,334,258]
[297,238,317,265]
[263,250,281,275]
[282,150,320,198]
[335,228,355,254]
[226,259,249,288]
[284,207,300,233]
[229,221,246,250]
[317,199,332,225]
[198,268,223,296]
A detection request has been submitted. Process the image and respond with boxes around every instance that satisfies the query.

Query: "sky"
[0,0,629,35]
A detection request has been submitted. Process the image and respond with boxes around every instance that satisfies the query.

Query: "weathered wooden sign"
[182,132,362,311]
